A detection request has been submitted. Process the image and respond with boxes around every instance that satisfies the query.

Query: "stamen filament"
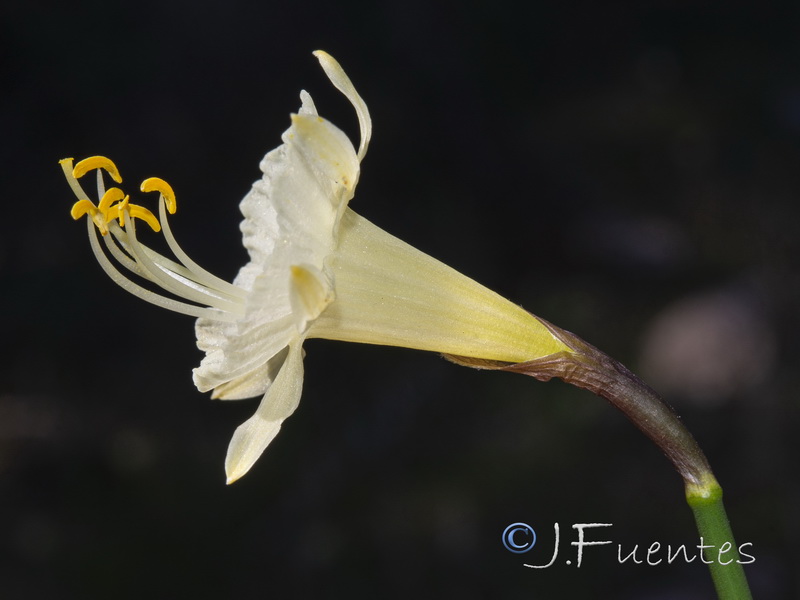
[59,158,91,203]
[103,224,245,314]
[130,234,243,304]
[85,219,239,321]
[96,169,106,199]
[157,198,246,300]
[120,210,244,314]
[103,227,146,275]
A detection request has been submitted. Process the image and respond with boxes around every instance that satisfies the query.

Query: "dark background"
[2,1,798,598]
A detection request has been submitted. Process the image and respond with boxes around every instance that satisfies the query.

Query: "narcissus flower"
[62,51,569,483]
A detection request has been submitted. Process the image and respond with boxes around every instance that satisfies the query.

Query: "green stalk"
[688,479,753,599]
[445,316,752,599]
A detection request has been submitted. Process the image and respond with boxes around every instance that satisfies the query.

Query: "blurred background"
[2,1,798,597]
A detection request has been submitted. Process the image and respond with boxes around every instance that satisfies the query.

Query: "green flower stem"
[688,480,753,600]
[445,316,752,599]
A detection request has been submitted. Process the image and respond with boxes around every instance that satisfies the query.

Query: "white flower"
[62,51,568,483]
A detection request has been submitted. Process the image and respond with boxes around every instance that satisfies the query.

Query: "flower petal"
[224,342,305,484]
[298,90,317,116]
[238,116,352,273]
[193,313,296,393]
[210,346,289,401]
[312,50,371,161]
[289,113,360,195]
[290,263,334,330]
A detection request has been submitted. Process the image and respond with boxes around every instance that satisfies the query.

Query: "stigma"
[60,156,246,322]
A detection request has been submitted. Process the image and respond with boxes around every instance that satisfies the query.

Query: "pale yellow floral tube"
[309,209,569,363]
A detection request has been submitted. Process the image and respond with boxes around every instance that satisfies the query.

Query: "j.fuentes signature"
[502,522,755,568]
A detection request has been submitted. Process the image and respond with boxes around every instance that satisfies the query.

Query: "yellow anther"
[70,199,99,221]
[106,199,162,233]
[128,204,161,232]
[73,156,123,184]
[70,199,110,235]
[97,187,127,214]
[140,177,177,214]
[105,196,131,227]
